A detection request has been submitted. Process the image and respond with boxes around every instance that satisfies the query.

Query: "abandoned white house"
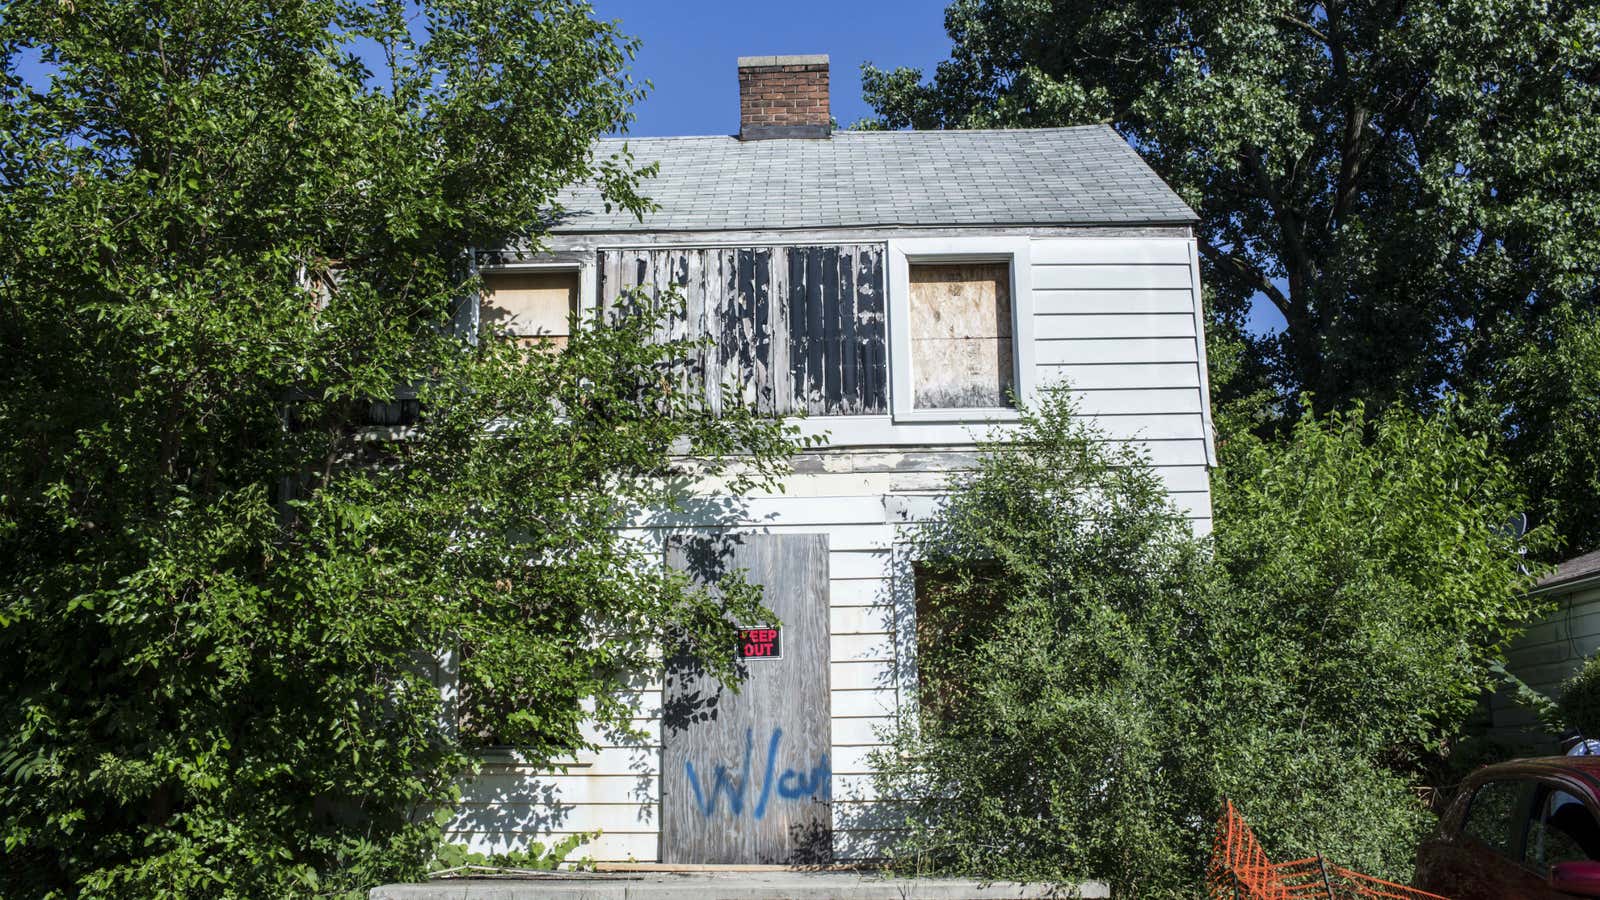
[444,54,1216,865]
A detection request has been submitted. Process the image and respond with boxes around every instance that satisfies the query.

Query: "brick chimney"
[737,54,831,140]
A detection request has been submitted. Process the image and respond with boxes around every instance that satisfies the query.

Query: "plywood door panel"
[662,534,832,864]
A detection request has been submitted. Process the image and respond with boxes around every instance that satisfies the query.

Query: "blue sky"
[590,0,951,137]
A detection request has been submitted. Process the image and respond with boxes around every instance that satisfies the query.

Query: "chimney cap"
[737,53,829,68]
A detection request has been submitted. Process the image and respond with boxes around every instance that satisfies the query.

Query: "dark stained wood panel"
[661,534,832,864]
[598,245,887,416]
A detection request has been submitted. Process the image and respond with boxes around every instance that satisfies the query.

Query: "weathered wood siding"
[598,246,887,416]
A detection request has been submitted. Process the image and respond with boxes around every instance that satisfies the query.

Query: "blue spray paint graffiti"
[684,727,831,819]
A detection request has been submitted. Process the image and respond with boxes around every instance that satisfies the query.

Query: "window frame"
[886,236,1035,423]
[469,257,596,345]
[1527,780,1600,873]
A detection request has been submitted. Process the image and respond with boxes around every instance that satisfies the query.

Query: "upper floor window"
[888,237,1035,422]
[480,268,580,349]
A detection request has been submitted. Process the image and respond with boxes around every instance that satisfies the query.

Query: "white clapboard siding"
[449,830,658,862]
[1033,263,1193,291]
[1035,337,1199,366]
[1039,362,1201,390]
[579,718,661,748]
[833,716,898,746]
[1065,388,1208,416]
[833,800,917,832]
[730,522,897,550]
[830,549,893,581]
[832,744,887,775]
[461,773,659,805]
[582,689,662,717]
[831,605,896,637]
[832,633,895,663]
[1030,237,1194,266]
[829,579,893,607]
[695,472,956,500]
[833,688,899,719]
[447,802,657,834]
[1035,313,1196,340]
[1034,288,1196,315]
[832,773,882,802]
[564,745,659,773]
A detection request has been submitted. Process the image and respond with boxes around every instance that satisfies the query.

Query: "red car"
[1418,757,1600,898]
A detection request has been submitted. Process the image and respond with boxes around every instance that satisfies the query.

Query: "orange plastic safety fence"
[1207,799,1451,900]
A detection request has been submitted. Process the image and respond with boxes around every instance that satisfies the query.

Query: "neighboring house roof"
[549,126,1198,234]
[1540,548,1600,592]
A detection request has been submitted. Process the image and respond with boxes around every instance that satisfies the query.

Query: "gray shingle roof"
[549,126,1197,233]
[1541,548,1600,592]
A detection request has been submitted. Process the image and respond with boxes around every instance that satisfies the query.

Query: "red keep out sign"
[737,627,781,660]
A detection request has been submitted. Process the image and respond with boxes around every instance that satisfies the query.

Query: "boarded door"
[662,534,832,864]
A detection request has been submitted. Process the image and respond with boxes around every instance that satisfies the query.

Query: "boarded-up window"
[480,269,578,348]
[913,561,1005,725]
[908,262,1014,408]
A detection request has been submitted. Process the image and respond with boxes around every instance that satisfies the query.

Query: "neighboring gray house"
[446,54,1213,866]
[1494,548,1600,745]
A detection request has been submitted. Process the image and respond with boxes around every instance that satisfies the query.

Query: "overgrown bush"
[1559,655,1600,737]
[873,393,1548,897]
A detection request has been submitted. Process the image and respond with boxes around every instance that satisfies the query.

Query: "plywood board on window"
[481,270,577,347]
[908,262,1014,409]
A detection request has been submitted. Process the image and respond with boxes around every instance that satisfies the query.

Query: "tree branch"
[1198,236,1290,315]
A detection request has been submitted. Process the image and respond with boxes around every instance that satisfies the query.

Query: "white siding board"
[833,830,901,860]
[1033,264,1194,291]
[1035,337,1199,365]
[829,579,893,607]
[461,774,658,805]
[1034,288,1197,315]
[833,745,884,774]
[833,688,899,718]
[1062,388,1210,416]
[1035,313,1196,340]
[448,831,657,862]
[1030,237,1193,266]
[447,802,657,834]
[831,605,896,636]
[832,633,895,662]
[832,773,880,801]
[1038,362,1201,390]
[833,716,897,746]
[830,549,893,580]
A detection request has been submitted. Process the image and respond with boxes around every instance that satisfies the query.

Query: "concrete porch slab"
[369,870,1110,899]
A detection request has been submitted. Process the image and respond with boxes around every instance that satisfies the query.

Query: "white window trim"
[886,236,1036,423]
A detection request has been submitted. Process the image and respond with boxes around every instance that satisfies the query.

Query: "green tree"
[0,2,799,895]
[861,0,1600,553]
[876,392,1547,896]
